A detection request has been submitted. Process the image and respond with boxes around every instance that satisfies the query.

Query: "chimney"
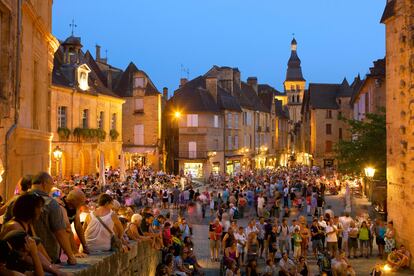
[96,44,101,61]
[107,70,112,89]
[206,76,218,103]
[163,87,168,99]
[247,77,258,94]
[179,78,188,88]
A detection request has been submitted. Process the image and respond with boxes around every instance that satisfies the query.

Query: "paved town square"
[0,0,414,275]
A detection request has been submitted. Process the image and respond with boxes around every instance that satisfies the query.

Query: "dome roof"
[62,36,82,47]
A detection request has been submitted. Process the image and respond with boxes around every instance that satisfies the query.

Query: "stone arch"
[79,149,91,176]
[109,149,117,170]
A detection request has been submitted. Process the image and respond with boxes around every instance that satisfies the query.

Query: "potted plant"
[109,129,119,141]
[97,129,106,142]
[57,127,71,140]
[73,128,82,141]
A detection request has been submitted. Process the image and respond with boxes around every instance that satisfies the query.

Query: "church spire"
[285,37,305,82]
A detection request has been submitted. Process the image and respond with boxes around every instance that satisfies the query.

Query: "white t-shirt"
[258,197,265,209]
[326,225,338,242]
[245,225,258,237]
[318,220,327,229]
[234,232,247,252]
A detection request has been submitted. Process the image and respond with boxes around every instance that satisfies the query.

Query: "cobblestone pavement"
[176,184,412,275]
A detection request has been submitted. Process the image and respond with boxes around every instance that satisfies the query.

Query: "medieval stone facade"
[382,0,414,261]
[0,0,59,198]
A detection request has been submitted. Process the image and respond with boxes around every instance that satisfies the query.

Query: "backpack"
[232,207,240,219]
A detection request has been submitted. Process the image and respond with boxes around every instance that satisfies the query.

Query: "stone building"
[50,36,124,177]
[301,78,358,167]
[112,62,165,171]
[166,66,281,178]
[283,38,308,163]
[381,0,414,261]
[0,0,59,198]
[351,58,386,120]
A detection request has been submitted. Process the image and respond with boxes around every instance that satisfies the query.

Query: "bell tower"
[284,38,306,123]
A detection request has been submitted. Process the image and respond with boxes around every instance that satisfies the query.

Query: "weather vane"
[70,19,77,36]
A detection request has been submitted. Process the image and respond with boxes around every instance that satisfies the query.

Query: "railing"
[178,151,208,159]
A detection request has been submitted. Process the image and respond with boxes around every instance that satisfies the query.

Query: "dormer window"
[133,77,145,88]
[77,64,91,91]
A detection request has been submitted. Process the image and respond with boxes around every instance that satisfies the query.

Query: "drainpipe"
[4,0,22,199]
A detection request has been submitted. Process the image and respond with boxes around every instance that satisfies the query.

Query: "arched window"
[297,95,300,103]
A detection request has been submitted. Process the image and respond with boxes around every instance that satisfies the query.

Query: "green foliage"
[334,109,386,180]
[57,127,71,140]
[96,128,106,141]
[73,127,106,142]
[110,129,119,141]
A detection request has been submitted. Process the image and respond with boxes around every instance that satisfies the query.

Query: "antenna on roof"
[180,64,190,79]
[105,49,108,60]
[70,18,77,36]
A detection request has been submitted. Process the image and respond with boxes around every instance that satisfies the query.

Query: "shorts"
[258,238,264,248]
[327,242,338,252]
[376,237,385,246]
[312,239,322,251]
[209,239,220,250]
[348,238,358,249]
[359,240,369,248]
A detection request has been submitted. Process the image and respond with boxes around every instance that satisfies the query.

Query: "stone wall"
[61,240,162,276]
[383,0,414,266]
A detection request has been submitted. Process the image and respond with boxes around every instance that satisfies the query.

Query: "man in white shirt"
[325,219,338,257]
[257,193,265,217]
[234,226,247,264]
[278,218,290,254]
[339,212,354,255]
[245,219,258,238]
[279,252,296,275]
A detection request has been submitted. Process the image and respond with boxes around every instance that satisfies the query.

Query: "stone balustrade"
[59,240,161,276]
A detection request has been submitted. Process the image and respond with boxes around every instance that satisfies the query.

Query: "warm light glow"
[207,151,217,158]
[53,146,63,160]
[382,264,392,272]
[174,111,182,119]
[364,167,376,178]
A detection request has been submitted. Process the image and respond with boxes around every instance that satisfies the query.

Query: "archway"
[79,150,91,176]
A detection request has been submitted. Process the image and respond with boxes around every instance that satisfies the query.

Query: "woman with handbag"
[83,193,127,252]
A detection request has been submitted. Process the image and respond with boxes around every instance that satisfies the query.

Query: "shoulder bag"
[95,213,123,252]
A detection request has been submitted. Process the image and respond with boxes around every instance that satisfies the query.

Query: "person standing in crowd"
[374,219,386,259]
[325,219,338,257]
[30,172,76,264]
[358,221,370,258]
[209,218,222,262]
[384,221,396,256]
[234,226,247,265]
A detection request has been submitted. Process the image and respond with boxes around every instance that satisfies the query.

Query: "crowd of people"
[0,165,411,276]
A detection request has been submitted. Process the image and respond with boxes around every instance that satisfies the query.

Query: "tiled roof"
[308,81,353,110]
[113,62,160,97]
[169,76,220,113]
[240,82,268,112]
[52,41,120,99]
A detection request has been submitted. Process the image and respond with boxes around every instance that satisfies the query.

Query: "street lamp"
[174,111,182,119]
[53,146,63,179]
[364,167,376,178]
[364,166,376,201]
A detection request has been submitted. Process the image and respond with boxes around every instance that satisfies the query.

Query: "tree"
[334,109,386,180]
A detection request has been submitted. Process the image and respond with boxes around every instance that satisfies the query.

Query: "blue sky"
[52,0,385,94]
